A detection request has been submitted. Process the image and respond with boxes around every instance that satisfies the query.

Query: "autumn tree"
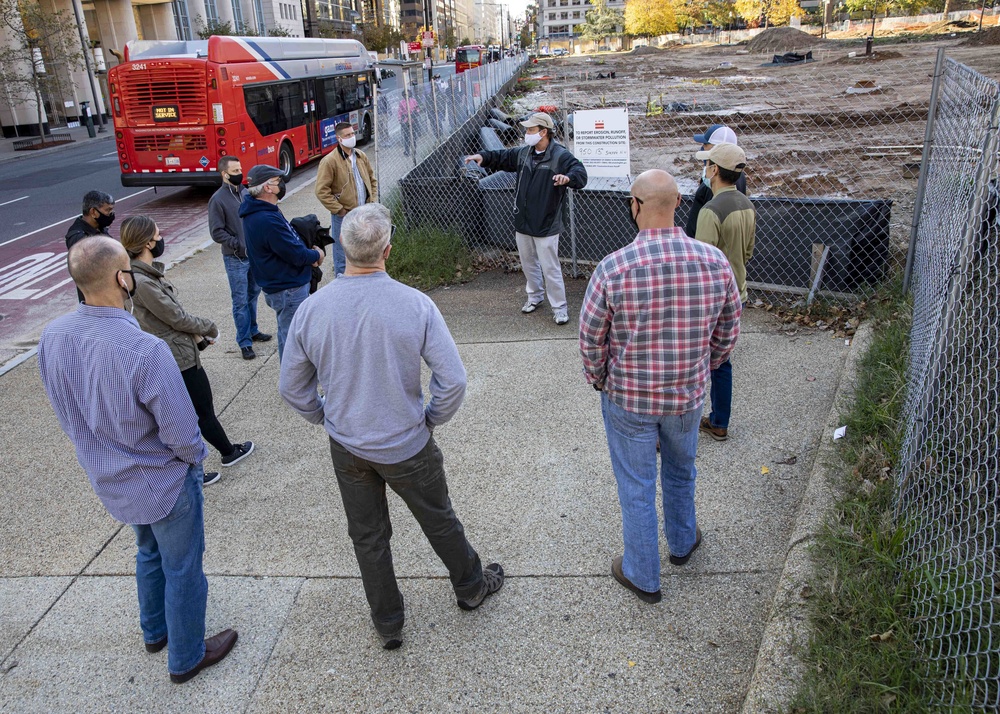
[577,0,625,41]
[671,0,710,33]
[0,0,82,142]
[735,0,802,26]
[624,0,677,36]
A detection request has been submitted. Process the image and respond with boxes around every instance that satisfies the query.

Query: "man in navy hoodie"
[239,165,325,360]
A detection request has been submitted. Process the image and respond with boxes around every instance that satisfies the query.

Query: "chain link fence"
[896,51,1000,709]
[369,46,933,308]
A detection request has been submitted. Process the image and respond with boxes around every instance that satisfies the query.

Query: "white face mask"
[340,135,357,149]
[524,132,543,147]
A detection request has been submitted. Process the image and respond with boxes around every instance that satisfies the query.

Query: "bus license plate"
[166,157,180,166]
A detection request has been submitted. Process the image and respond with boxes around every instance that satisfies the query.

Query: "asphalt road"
[0,136,153,246]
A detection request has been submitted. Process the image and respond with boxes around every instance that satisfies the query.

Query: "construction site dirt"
[515,35,1000,267]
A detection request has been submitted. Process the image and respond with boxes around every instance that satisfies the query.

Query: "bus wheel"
[278,142,294,181]
[361,114,373,145]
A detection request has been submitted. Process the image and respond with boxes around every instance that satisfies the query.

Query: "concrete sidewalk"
[0,123,113,165]
[0,187,855,712]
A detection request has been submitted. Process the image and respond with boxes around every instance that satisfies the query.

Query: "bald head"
[630,169,681,232]
[67,236,130,300]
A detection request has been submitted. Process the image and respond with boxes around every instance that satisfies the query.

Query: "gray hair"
[82,190,114,215]
[341,203,392,267]
[246,183,266,198]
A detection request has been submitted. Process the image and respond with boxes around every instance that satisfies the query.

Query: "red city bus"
[108,35,376,187]
[455,45,485,73]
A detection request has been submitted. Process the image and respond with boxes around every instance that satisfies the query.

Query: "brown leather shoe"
[669,527,703,566]
[169,629,238,684]
[699,416,728,441]
[144,636,167,653]
[611,556,661,603]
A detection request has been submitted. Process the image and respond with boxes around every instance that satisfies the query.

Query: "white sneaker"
[553,308,569,325]
[521,299,543,314]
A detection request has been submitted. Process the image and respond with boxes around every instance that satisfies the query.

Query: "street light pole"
[70,0,105,132]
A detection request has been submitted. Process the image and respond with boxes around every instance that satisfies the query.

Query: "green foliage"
[386,224,475,291]
[792,293,974,713]
[459,36,472,46]
[577,0,625,40]
[357,22,405,51]
[267,25,293,37]
[195,18,260,39]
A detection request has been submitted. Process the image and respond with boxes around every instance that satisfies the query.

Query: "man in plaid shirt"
[579,169,742,604]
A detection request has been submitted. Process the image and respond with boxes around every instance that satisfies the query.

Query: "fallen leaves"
[869,629,895,644]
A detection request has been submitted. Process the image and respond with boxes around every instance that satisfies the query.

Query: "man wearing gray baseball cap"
[465,112,588,325]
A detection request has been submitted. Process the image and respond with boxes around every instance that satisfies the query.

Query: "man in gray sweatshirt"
[278,203,504,650]
[208,156,271,360]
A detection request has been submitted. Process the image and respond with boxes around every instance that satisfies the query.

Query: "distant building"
[537,0,624,40]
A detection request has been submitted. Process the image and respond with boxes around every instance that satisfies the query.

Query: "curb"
[739,321,874,713]
[0,133,114,166]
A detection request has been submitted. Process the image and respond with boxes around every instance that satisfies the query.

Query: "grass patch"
[386,223,475,291]
[790,289,972,713]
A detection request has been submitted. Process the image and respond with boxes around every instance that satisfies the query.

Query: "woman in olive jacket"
[119,216,255,483]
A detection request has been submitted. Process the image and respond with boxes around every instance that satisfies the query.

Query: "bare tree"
[0,0,83,143]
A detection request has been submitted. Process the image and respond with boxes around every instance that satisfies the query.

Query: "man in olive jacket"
[465,112,587,325]
[315,122,377,277]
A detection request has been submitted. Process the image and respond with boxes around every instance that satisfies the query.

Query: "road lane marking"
[0,196,29,207]
[102,151,118,156]
[0,188,154,248]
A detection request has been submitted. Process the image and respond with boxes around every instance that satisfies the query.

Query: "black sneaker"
[457,563,504,610]
[251,332,273,343]
[241,346,256,360]
[221,441,255,467]
[203,471,221,486]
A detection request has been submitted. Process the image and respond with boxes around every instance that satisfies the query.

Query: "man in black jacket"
[208,156,271,361]
[465,112,588,325]
[684,124,747,239]
[65,190,115,303]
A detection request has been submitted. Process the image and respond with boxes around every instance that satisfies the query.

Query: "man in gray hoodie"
[278,203,504,651]
[208,156,271,360]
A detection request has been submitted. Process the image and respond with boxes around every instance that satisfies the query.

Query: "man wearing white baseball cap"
[685,124,747,238]
[693,142,756,443]
[464,112,588,325]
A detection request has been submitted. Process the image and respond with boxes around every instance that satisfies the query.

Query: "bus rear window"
[457,49,480,64]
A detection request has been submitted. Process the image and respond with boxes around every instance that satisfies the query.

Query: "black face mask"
[629,201,641,233]
[95,210,115,230]
[150,238,165,259]
[117,269,137,298]
[228,173,243,186]
[276,180,287,201]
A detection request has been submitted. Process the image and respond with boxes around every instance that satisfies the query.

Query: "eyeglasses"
[390,224,396,240]
[624,195,644,206]
[118,268,135,283]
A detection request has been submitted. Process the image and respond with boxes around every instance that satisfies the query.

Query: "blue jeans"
[601,393,702,593]
[132,463,208,676]
[707,359,733,430]
[264,282,310,360]
[330,213,346,277]
[222,254,261,349]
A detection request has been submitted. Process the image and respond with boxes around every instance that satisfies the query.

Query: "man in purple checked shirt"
[37,236,238,684]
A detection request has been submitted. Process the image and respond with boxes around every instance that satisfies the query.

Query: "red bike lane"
[0,188,212,367]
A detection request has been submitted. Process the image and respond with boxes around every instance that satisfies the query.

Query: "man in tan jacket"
[315,122,377,277]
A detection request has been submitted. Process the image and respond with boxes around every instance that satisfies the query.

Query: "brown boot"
[699,416,728,441]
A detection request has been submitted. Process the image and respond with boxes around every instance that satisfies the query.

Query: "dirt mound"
[631,44,665,55]
[962,27,1000,47]
[830,49,903,64]
[745,27,825,53]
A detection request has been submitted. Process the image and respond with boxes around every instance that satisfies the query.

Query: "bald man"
[578,170,742,604]
[38,236,238,683]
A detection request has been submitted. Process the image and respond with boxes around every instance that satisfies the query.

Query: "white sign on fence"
[572,107,630,178]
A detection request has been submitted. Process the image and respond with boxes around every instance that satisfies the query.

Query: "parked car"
[553,48,568,56]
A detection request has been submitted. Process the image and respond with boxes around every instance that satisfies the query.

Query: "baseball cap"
[693,124,738,146]
[520,112,555,129]
[695,143,747,172]
[246,165,284,188]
